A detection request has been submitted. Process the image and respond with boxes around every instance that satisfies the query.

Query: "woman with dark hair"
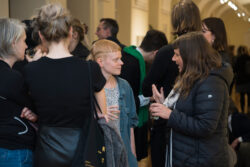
[142,0,202,166]
[202,17,232,64]
[69,18,90,60]
[24,4,108,167]
[0,18,37,167]
[235,45,250,112]
[150,32,233,167]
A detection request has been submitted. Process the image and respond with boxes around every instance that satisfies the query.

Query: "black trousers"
[134,122,148,161]
[150,119,168,167]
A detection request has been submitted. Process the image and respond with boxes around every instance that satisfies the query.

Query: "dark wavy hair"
[202,17,228,52]
[172,32,222,97]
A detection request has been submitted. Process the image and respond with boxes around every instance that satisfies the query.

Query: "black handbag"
[71,61,106,167]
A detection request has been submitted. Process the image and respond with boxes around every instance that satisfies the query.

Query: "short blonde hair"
[0,18,26,58]
[87,39,121,61]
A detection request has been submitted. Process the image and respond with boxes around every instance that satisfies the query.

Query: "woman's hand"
[98,105,120,123]
[106,105,120,120]
[149,103,172,119]
[20,107,38,122]
[130,128,137,158]
[152,84,165,104]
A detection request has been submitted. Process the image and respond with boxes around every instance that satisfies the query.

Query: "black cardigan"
[142,44,178,98]
[0,60,35,150]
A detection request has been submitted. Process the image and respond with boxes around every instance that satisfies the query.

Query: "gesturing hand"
[152,84,165,104]
[149,103,172,119]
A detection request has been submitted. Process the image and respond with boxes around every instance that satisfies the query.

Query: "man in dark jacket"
[95,18,125,49]
[119,29,168,161]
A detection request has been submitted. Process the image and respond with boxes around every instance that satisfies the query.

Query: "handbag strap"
[88,61,94,117]
[71,61,98,167]
[87,61,102,119]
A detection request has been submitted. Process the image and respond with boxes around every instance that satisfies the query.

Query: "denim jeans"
[0,147,33,167]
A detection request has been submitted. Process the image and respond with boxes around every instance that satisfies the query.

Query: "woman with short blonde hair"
[89,39,138,167]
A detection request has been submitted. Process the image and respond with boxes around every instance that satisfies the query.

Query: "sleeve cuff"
[138,95,150,107]
[238,137,243,142]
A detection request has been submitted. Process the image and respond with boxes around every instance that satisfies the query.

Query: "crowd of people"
[0,0,250,167]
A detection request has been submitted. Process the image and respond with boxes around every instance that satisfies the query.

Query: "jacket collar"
[0,60,11,69]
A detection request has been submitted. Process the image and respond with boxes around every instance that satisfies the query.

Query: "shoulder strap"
[87,61,102,120]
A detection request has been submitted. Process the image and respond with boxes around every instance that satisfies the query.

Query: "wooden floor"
[138,154,152,167]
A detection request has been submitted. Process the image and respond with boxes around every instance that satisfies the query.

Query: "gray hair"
[0,18,26,58]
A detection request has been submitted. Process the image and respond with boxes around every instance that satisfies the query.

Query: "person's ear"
[68,27,74,40]
[96,57,103,67]
[106,28,112,37]
[150,50,158,60]
[38,31,45,44]
[153,50,158,56]
[72,31,79,41]
[212,34,216,43]
[12,39,16,49]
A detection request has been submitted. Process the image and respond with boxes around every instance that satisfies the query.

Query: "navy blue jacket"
[168,63,233,167]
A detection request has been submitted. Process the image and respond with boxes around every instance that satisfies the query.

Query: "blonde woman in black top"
[24,4,108,167]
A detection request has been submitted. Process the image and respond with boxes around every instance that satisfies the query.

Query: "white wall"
[116,0,132,46]
[94,0,116,42]
[9,0,45,20]
[221,10,250,49]
[67,0,91,45]
[159,0,172,41]
[45,0,67,8]
[0,0,9,17]
[131,0,149,46]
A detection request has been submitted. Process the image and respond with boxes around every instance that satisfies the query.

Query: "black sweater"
[71,42,90,60]
[0,60,35,150]
[142,45,178,127]
[142,44,178,98]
